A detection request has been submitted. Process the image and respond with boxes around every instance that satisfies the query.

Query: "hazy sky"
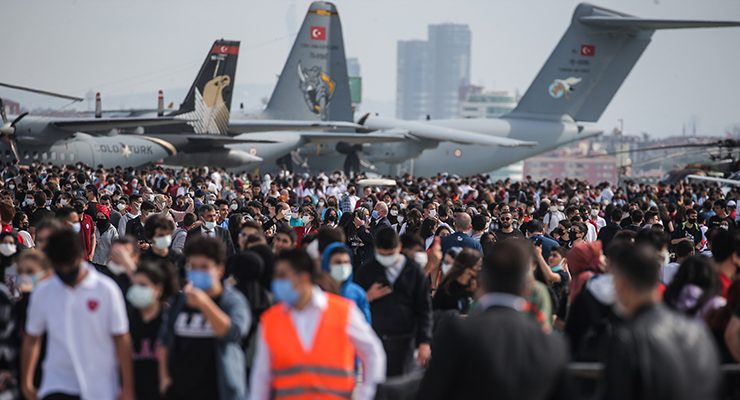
[3,0,740,137]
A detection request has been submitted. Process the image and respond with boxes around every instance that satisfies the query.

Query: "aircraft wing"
[227,119,364,134]
[358,115,537,147]
[51,117,189,132]
[297,130,409,144]
[180,135,277,145]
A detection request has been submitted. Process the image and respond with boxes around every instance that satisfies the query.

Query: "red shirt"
[720,273,732,298]
[79,214,96,261]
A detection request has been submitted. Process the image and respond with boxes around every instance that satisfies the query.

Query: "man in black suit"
[416,240,569,400]
[371,201,392,239]
[185,204,235,257]
[604,243,720,400]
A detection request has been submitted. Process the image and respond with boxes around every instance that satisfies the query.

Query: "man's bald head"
[454,212,472,232]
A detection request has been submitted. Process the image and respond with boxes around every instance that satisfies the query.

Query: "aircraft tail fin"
[509,3,740,122]
[171,39,240,135]
[263,1,352,122]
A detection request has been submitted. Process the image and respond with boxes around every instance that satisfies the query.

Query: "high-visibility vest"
[262,293,355,399]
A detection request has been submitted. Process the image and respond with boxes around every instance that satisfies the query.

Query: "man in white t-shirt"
[21,229,134,400]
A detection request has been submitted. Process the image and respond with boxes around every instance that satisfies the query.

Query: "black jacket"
[354,256,432,345]
[185,225,236,256]
[371,217,392,238]
[417,305,568,400]
[604,303,720,400]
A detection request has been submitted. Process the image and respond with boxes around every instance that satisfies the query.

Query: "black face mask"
[56,266,80,286]
[96,218,111,232]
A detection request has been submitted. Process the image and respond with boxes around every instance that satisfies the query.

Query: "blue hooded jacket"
[321,242,372,323]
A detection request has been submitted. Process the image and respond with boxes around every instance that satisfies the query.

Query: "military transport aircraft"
[154,1,535,170]
[344,3,740,176]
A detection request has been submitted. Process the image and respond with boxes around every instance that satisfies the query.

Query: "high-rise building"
[395,40,429,120]
[395,24,471,120]
[458,86,517,119]
[427,24,471,119]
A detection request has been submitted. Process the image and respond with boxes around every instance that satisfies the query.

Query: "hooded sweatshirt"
[321,242,372,323]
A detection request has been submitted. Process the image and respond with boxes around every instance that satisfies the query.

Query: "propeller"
[0,98,26,161]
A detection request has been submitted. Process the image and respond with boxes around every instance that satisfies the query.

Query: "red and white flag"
[310,26,326,41]
[580,44,595,57]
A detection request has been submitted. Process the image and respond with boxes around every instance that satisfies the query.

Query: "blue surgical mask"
[271,278,299,306]
[188,270,213,291]
[371,210,380,220]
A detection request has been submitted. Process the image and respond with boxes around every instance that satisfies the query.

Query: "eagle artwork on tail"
[297,61,335,121]
[180,75,232,135]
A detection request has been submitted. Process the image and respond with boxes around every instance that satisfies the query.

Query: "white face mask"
[302,215,312,225]
[397,216,405,223]
[375,252,399,268]
[591,209,599,217]
[284,211,292,221]
[230,203,238,211]
[0,243,16,257]
[428,209,437,218]
[71,222,81,233]
[390,209,399,217]
[413,251,428,267]
[330,263,353,282]
[441,262,454,275]
[306,240,320,261]
[107,261,127,275]
[117,203,126,211]
[153,235,172,250]
[203,221,216,230]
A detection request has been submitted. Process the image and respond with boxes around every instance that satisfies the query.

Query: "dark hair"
[675,239,695,259]
[276,249,316,280]
[664,256,721,316]
[635,229,669,251]
[182,212,197,228]
[140,201,157,212]
[135,261,176,300]
[275,224,297,244]
[470,214,486,231]
[400,233,424,251]
[610,208,623,224]
[375,226,400,250]
[316,226,346,253]
[528,219,544,234]
[630,209,644,224]
[34,190,47,207]
[184,236,226,266]
[481,240,530,295]
[144,214,175,240]
[419,217,438,239]
[214,199,229,208]
[44,228,83,266]
[440,248,482,293]
[198,204,216,216]
[610,243,661,291]
[710,229,740,263]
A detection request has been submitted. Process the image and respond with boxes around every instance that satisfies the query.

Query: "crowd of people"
[0,162,736,399]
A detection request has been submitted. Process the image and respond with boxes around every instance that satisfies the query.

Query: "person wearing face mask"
[92,204,119,267]
[295,206,319,247]
[126,263,174,400]
[432,248,481,315]
[141,215,184,282]
[13,211,34,248]
[250,249,385,400]
[605,243,720,400]
[321,243,371,323]
[184,204,235,257]
[22,229,134,400]
[370,202,392,239]
[354,227,432,377]
[543,199,566,234]
[322,208,339,228]
[159,236,249,400]
[118,194,143,238]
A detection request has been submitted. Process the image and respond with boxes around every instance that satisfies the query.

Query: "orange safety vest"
[262,293,356,399]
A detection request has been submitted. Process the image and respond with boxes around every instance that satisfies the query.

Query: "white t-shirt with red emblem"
[26,263,128,400]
